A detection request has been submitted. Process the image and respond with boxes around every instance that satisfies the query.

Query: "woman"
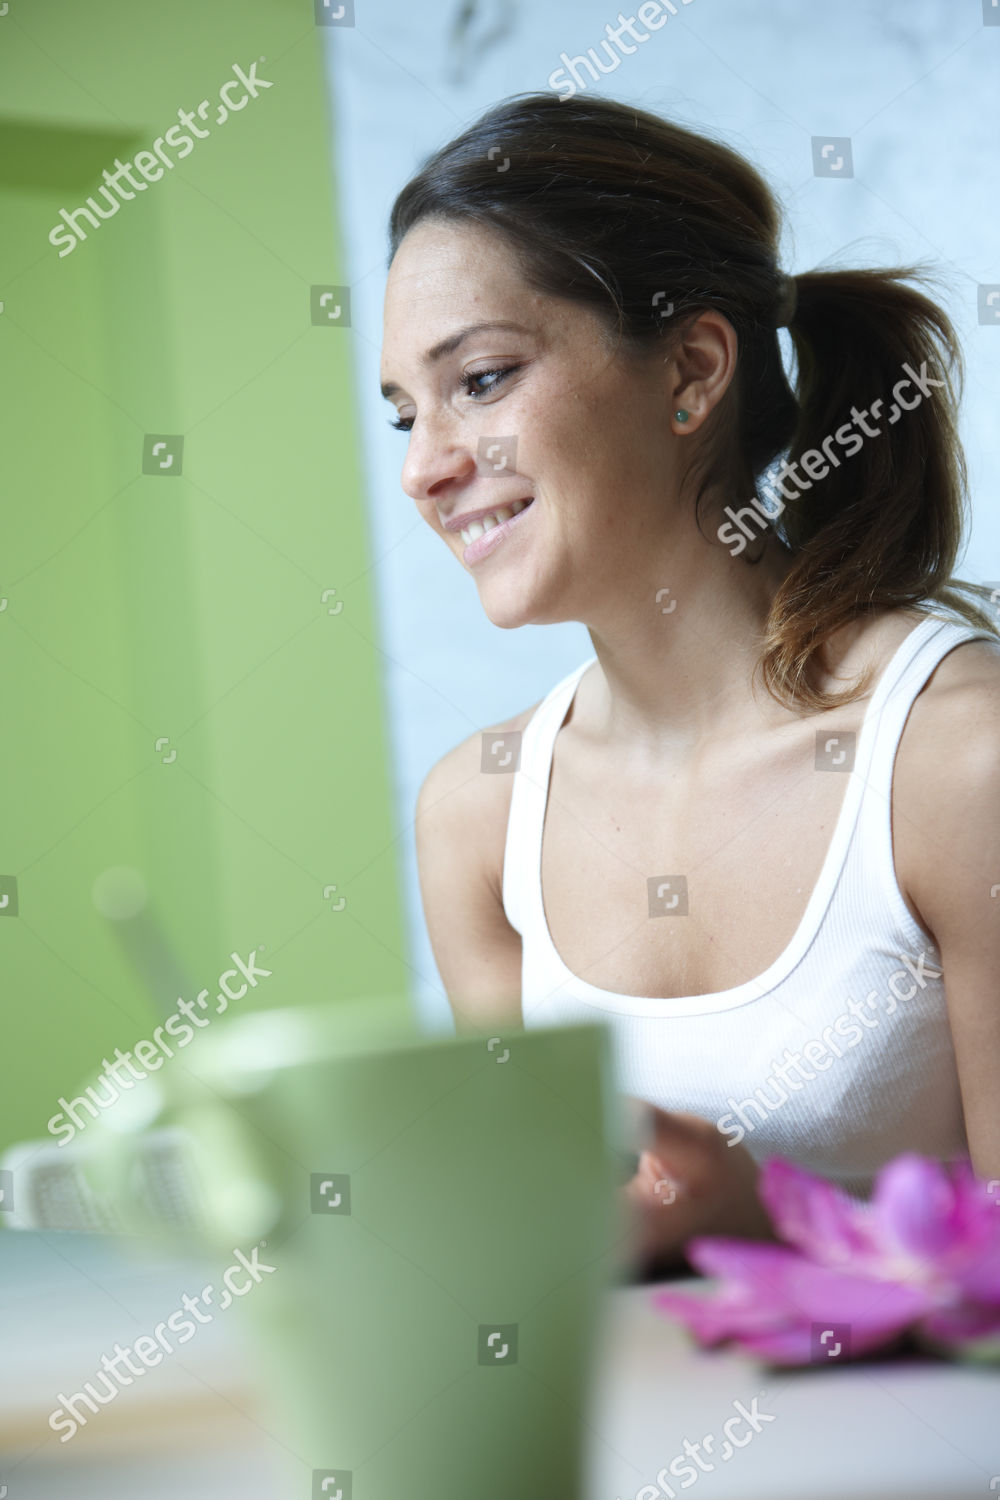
[381,92,1000,1270]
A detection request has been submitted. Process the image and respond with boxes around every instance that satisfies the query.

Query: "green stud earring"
[675,408,690,424]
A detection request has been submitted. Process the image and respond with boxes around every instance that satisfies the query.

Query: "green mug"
[87,998,624,1499]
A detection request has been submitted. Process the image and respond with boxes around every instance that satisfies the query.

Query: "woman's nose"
[400,420,478,505]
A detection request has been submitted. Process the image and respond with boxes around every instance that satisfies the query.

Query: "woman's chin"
[481,597,536,631]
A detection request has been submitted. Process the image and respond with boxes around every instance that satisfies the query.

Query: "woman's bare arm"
[415,716,534,1035]
[894,638,1000,1181]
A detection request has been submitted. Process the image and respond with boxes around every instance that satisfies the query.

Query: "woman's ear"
[666,309,739,433]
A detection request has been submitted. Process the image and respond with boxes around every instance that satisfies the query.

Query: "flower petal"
[872,1153,963,1262]
[757,1157,874,1265]
[918,1300,1000,1346]
[653,1238,935,1363]
[652,1283,775,1345]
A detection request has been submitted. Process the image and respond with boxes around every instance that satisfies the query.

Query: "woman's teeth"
[459,498,532,545]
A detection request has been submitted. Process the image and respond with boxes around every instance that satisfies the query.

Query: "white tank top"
[502,610,995,1198]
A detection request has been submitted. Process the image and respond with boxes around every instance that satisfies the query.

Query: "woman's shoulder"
[893,604,1000,712]
[421,695,545,797]
[898,607,1000,770]
[887,611,1000,979]
[416,692,548,904]
[824,604,1000,706]
[421,653,588,807]
[887,603,1000,889]
[812,601,1000,841]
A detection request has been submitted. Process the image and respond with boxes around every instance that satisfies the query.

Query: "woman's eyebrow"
[380,319,532,400]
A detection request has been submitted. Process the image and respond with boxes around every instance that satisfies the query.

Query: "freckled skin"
[382,219,690,628]
[380,217,798,759]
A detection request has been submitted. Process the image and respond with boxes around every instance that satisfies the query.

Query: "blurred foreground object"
[10,1001,623,1500]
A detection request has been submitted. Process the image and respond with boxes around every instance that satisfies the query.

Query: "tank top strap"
[502,613,997,934]
[851,611,997,894]
[501,656,596,936]
[860,612,996,781]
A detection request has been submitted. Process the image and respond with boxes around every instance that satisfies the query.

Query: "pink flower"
[653,1154,1000,1365]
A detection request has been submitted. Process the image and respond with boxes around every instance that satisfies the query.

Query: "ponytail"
[759,264,998,711]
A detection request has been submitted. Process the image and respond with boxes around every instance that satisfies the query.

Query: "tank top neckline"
[530,609,950,1017]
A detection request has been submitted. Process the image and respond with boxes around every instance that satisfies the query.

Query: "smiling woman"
[381,91,1000,1271]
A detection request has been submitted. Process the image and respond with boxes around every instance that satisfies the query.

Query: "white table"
[2,1231,996,1499]
[584,1281,1000,1500]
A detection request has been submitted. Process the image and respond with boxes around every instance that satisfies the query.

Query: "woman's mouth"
[461,497,535,566]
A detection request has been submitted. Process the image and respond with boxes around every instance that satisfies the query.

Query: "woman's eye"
[461,365,519,399]
[388,365,520,434]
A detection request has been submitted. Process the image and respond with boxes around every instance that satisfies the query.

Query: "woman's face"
[380,218,699,629]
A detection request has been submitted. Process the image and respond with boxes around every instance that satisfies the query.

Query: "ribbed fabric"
[502,610,995,1198]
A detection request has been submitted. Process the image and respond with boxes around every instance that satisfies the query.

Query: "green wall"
[0,0,411,1151]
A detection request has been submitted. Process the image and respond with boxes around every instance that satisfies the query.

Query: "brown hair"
[387,91,997,711]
